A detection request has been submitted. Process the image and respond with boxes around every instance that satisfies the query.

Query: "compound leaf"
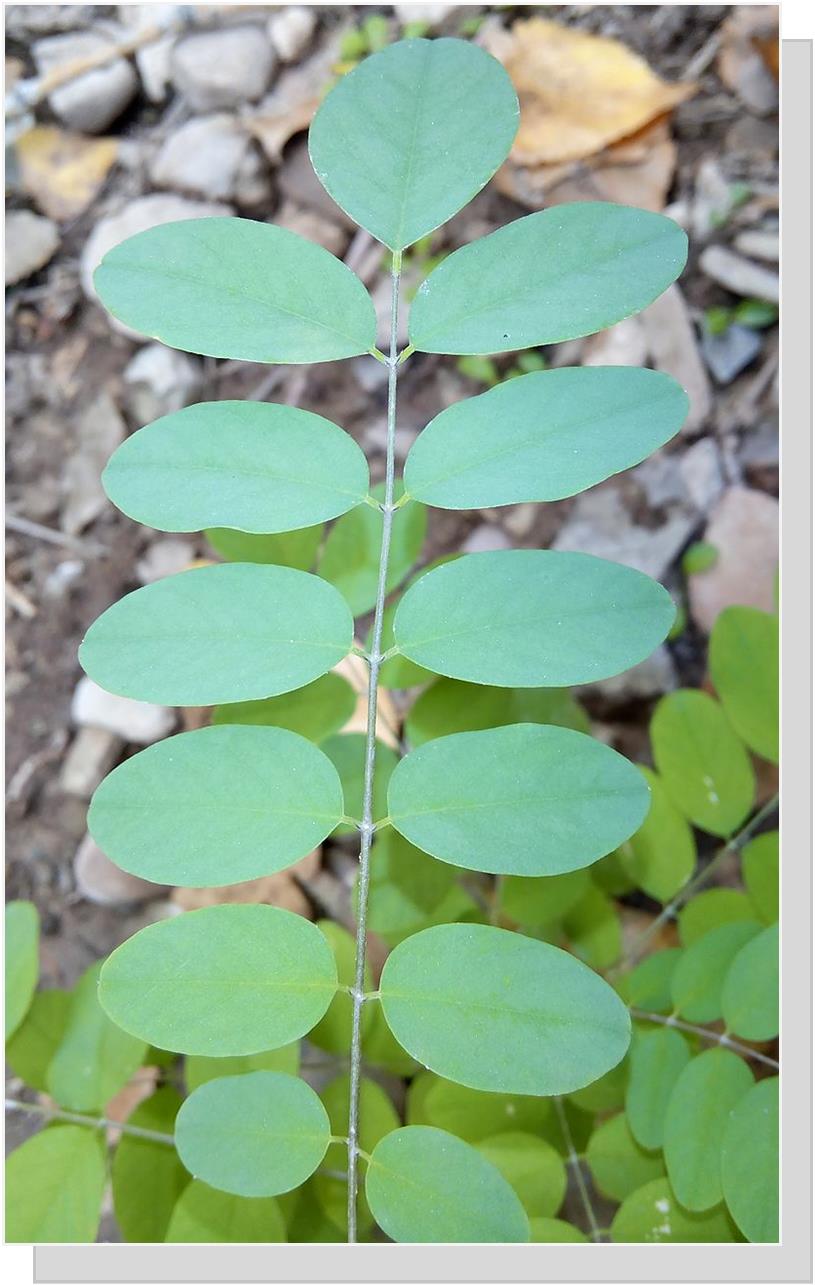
[5,988,71,1092]
[409,203,687,355]
[625,1026,691,1151]
[710,606,778,763]
[405,677,589,747]
[94,217,376,364]
[585,1113,665,1203]
[317,484,426,616]
[663,1048,753,1211]
[165,1181,286,1242]
[314,1074,400,1235]
[617,948,682,1016]
[99,905,338,1056]
[650,689,755,837]
[378,922,630,1095]
[322,732,398,831]
[176,1071,330,1197]
[499,869,589,929]
[213,672,356,744]
[79,563,353,706]
[186,1044,299,1094]
[388,724,649,877]
[721,922,779,1041]
[617,767,695,903]
[88,725,343,887]
[611,1177,737,1243]
[112,1087,188,1243]
[422,1079,552,1144]
[670,921,762,1024]
[308,920,374,1055]
[104,402,369,535]
[530,1217,587,1243]
[393,550,675,687]
[206,524,323,569]
[741,831,779,925]
[5,899,39,1039]
[721,1077,779,1242]
[6,1126,105,1243]
[678,888,755,945]
[404,367,688,509]
[309,38,518,252]
[476,1132,566,1218]
[365,1126,530,1243]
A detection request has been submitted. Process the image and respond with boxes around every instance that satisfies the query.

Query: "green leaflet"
[617,767,695,903]
[568,1058,628,1114]
[112,1087,189,1243]
[721,1077,779,1242]
[165,1181,286,1242]
[610,1177,738,1243]
[710,605,778,763]
[562,883,622,970]
[663,1049,754,1211]
[499,869,589,929]
[617,949,682,1016]
[678,888,756,945]
[186,1045,299,1094]
[421,1078,552,1143]
[46,961,147,1112]
[405,677,589,747]
[721,922,779,1041]
[104,401,369,535]
[650,689,755,837]
[365,1126,530,1243]
[387,723,650,877]
[308,920,374,1055]
[409,203,687,355]
[366,829,458,945]
[317,483,426,616]
[88,725,343,887]
[175,1071,331,1197]
[5,899,39,1039]
[79,563,354,706]
[213,672,356,744]
[378,922,630,1095]
[308,39,518,252]
[741,831,779,924]
[585,1113,665,1203]
[670,921,762,1023]
[6,1126,106,1243]
[475,1132,566,1218]
[314,1074,400,1235]
[94,217,377,363]
[393,550,675,687]
[403,367,688,508]
[322,732,398,832]
[206,524,323,569]
[99,905,338,1056]
[5,989,71,1092]
[625,1026,692,1151]
[530,1217,587,1243]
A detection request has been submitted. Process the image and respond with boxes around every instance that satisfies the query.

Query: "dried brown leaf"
[17,126,118,222]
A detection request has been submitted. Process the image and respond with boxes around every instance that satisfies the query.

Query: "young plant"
[5,37,777,1245]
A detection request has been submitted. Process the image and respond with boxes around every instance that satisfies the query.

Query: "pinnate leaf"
[165,1181,286,1242]
[625,1026,691,1150]
[710,605,778,763]
[721,921,778,1041]
[112,1087,188,1243]
[721,1077,778,1242]
[663,1048,753,1211]
[611,1177,737,1243]
[5,899,39,1039]
[6,1126,105,1243]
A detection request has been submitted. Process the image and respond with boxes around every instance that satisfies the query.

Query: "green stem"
[553,1097,603,1243]
[5,1097,175,1146]
[346,252,403,1243]
[628,1009,779,1069]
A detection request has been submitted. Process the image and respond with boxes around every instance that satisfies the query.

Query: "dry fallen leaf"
[718,6,779,112]
[483,17,695,166]
[172,849,321,918]
[16,125,118,222]
[245,36,339,163]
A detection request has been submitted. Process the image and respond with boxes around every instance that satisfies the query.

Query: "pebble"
[59,726,122,798]
[733,229,779,263]
[33,29,138,133]
[268,6,317,63]
[171,27,276,111]
[150,114,262,203]
[81,193,231,304]
[699,245,779,304]
[274,200,348,257]
[585,646,678,702]
[117,4,177,101]
[582,316,648,367]
[394,3,455,24]
[72,675,176,744]
[74,833,169,906]
[5,210,59,285]
[690,157,734,240]
[700,323,763,385]
[688,486,779,632]
[553,484,696,581]
[462,524,513,554]
[123,343,202,423]
[640,284,713,434]
[61,391,126,535]
[678,438,725,512]
[136,538,196,585]
[277,138,357,228]
[502,503,538,539]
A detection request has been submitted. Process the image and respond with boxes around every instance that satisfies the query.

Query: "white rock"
[136,538,195,585]
[462,524,513,554]
[394,4,454,25]
[274,199,347,257]
[117,4,178,100]
[641,284,712,434]
[699,245,779,304]
[74,833,168,906]
[502,503,538,539]
[553,485,696,580]
[688,486,779,633]
[691,157,733,241]
[268,6,317,62]
[678,438,724,512]
[585,646,678,702]
[582,316,648,367]
[5,210,59,285]
[62,392,127,535]
[734,229,779,263]
[124,343,202,423]
[631,451,687,509]
[72,675,176,744]
[33,30,138,133]
[171,27,276,111]
[150,114,257,201]
[81,193,230,304]
[59,726,122,798]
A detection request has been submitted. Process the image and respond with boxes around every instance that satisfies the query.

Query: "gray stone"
[171,27,276,111]
[150,114,259,201]
[582,316,648,367]
[268,6,317,62]
[688,486,779,632]
[81,194,231,310]
[136,538,196,585]
[699,245,779,304]
[274,200,348,257]
[74,833,168,906]
[701,324,763,385]
[502,503,538,539]
[678,438,725,512]
[734,229,779,263]
[117,4,177,101]
[5,210,59,285]
[123,343,202,423]
[62,392,127,535]
[33,29,138,133]
[631,451,687,509]
[72,675,176,744]
[553,484,696,580]
[462,524,512,554]
[59,726,122,798]
[584,646,678,702]
[277,138,357,228]
[394,3,455,24]
[641,285,713,434]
